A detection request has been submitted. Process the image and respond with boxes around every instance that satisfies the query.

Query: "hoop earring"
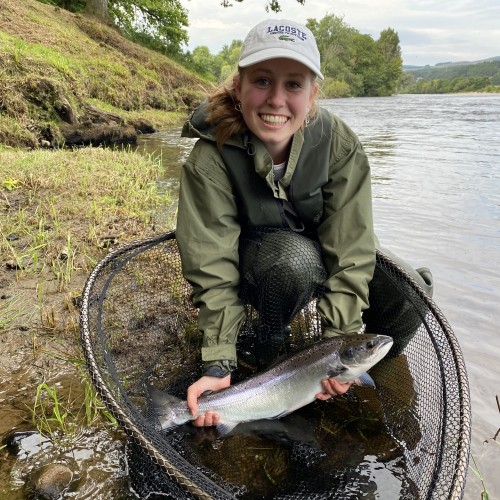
[305,107,311,126]
[235,101,242,112]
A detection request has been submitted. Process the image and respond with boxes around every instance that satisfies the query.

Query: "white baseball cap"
[239,19,324,80]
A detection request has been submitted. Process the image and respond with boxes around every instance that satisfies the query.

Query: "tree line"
[41,0,500,97]
[38,1,403,97]
[399,60,500,94]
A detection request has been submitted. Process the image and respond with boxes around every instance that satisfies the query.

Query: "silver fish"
[151,333,393,435]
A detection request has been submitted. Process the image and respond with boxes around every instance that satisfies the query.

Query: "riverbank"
[0,146,173,497]
[0,0,210,149]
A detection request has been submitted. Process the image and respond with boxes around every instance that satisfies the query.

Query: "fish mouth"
[340,334,394,366]
[367,335,393,357]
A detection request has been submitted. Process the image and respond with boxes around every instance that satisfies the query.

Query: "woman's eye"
[256,78,270,87]
[288,81,302,90]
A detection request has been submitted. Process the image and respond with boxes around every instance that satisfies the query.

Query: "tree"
[85,0,109,19]
[192,46,219,81]
[376,28,403,95]
[46,0,189,51]
[307,15,357,81]
[220,0,305,13]
[308,14,403,97]
[109,0,189,50]
[351,33,383,96]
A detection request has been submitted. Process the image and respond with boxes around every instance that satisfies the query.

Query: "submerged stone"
[26,463,73,500]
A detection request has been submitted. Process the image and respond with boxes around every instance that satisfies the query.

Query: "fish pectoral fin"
[327,366,348,378]
[273,410,292,419]
[216,421,239,437]
[352,372,376,388]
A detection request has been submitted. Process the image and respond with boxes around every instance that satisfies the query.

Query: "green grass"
[30,370,117,448]
[0,0,210,147]
[0,146,173,333]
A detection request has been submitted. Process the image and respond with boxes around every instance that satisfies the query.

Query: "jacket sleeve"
[316,120,376,335]
[176,139,246,367]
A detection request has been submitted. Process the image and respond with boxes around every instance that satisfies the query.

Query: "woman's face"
[234,58,318,164]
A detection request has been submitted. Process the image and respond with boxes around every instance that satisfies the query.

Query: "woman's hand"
[315,378,352,400]
[186,374,231,427]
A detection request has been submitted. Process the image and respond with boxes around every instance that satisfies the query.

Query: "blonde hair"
[206,69,319,151]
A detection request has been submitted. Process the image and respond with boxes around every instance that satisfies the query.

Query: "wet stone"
[26,463,73,500]
[4,430,52,457]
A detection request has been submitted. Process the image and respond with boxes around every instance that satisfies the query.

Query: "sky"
[180,0,500,67]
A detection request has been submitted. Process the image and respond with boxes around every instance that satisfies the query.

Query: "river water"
[136,93,500,498]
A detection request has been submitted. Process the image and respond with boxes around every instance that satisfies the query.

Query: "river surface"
[136,93,500,499]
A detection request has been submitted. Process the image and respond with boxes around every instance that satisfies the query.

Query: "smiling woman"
[175,17,434,429]
[234,58,318,163]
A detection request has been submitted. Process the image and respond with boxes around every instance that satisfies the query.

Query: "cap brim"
[239,47,324,80]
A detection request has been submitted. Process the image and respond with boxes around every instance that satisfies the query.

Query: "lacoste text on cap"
[238,19,324,80]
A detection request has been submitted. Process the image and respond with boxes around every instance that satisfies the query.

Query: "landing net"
[80,231,471,499]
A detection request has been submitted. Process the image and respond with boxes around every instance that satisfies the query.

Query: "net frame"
[79,231,471,499]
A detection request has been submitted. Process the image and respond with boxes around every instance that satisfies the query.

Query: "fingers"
[192,411,220,428]
[315,378,352,400]
[186,385,199,418]
[186,375,231,427]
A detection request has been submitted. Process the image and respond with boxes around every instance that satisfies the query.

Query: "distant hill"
[402,58,500,87]
[403,56,500,71]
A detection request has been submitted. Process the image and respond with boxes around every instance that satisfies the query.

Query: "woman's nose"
[267,85,286,107]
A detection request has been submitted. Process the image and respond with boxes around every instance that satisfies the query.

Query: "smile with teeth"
[260,114,289,125]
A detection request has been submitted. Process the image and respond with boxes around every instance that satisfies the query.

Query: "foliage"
[109,0,189,51]
[180,40,242,83]
[401,76,497,94]
[307,15,403,97]
[220,0,305,13]
[404,60,500,83]
[400,60,500,94]
[37,0,189,52]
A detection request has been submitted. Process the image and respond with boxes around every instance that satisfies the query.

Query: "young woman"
[176,19,431,427]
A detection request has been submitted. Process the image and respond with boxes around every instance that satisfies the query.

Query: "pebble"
[27,463,73,500]
[5,260,21,270]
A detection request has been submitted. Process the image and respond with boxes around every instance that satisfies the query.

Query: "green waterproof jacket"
[176,104,376,369]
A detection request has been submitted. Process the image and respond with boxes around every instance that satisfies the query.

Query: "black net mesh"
[80,231,471,499]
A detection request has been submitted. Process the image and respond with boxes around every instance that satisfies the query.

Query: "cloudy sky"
[181,0,500,67]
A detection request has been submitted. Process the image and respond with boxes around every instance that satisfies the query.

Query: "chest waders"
[219,121,333,369]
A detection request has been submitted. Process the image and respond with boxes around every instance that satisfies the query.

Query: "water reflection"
[135,127,193,183]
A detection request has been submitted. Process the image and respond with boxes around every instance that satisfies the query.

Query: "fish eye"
[367,340,374,349]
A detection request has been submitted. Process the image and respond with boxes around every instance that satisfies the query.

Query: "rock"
[127,117,157,134]
[4,430,51,457]
[5,260,21,270]
[27,463,73,500]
